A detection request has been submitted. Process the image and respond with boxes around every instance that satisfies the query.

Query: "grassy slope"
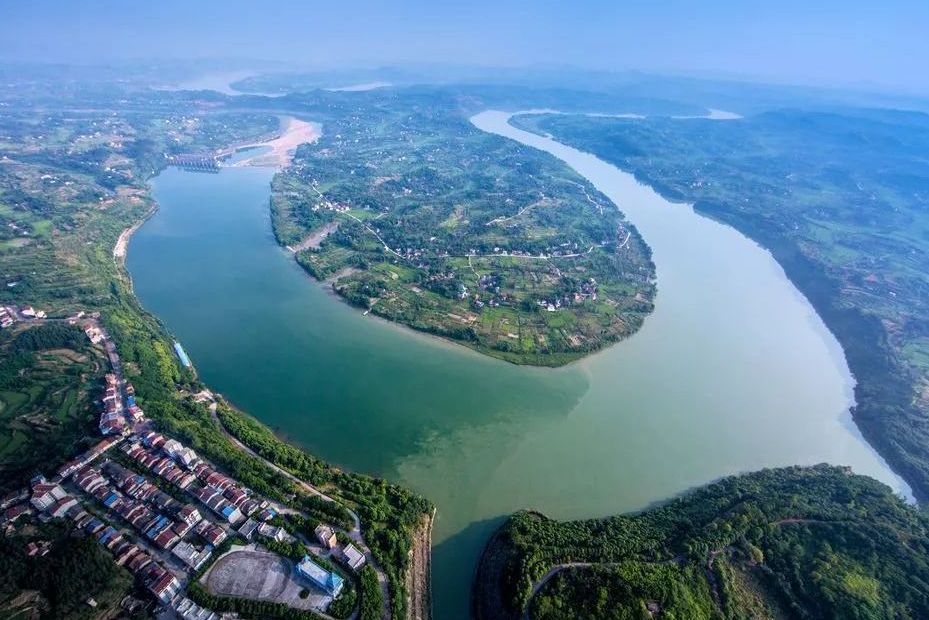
[516,109,929,501]
[474,465,929,620]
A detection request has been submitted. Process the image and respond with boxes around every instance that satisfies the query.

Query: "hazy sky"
[3,0,928,94]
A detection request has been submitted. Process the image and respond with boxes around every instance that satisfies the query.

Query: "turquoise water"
[127,114,908,619]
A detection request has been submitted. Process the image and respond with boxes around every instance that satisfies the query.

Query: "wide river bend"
[127,110,909,619]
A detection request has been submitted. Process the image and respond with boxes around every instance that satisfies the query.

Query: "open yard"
[203,547,332,612]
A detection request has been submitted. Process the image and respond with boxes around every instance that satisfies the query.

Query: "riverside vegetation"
[512,110,929,501]
[0,70,430,619]
[474,465,929,619]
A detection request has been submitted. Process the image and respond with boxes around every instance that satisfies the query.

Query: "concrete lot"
[202,546,332,611]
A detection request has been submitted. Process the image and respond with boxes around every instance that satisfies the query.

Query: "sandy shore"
[228,117,320,169]
[113,205,156,262]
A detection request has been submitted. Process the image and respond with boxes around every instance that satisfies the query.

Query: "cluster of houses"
[99,373,131,435]
[6,220,30,238]
[0,304,50,328]
[8,444,225,619]
[1,304,367,616]
[1,488,32,525]
[536,277,600,312]
[55,436,120,479]
[72,462,215,568]
[123,431,263,523]
[76,316,147,437]
[84,323,106,344]
[310,199,351,214]
[236,511,295,544]
[0,306,15,328]
[3,413,363,618]
[26,475,182,604]
[314,523,366,572]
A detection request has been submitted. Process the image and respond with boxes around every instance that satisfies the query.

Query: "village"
[0,304,367,620]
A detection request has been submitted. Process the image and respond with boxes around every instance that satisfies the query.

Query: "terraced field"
[271,95,656,365]
[0,324,103,489]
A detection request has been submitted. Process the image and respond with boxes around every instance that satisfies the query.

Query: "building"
[257,507,277,522]
[26,541,51,557]
[315,524,337,549]
[162,439,183,458]
[0,489,28,510]
[176,447,198,468]
[177,505,202,528]
[195,486,242,524]
[149,572,181,603]
[196,521,227,546]
[257,523,292,543]
[3,504,30,523]
[173,341,192,368]
[171,595,220,620]
[171,541,212,570]
[142,432,166,450]
[84,325,104,344]
[237,518,260,540]
[58,437,119,479]
[31,483,68,511]
[49,496,78,518]
[341,543,366,571]
[0,307,14,328]
[296,555,344,597]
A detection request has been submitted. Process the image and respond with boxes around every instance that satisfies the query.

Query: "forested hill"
[473,465,929,620]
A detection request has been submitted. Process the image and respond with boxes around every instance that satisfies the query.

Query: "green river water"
[126,111,908,619]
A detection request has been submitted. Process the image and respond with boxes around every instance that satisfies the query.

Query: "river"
[126,110,909,619]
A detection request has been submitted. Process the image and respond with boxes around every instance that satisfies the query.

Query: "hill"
[474,465,929,619]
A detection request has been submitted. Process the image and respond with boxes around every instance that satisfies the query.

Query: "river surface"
[127,111,908,619]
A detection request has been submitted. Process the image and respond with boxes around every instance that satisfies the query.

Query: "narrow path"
[522,554,686,619]
[310,186,408,262]
[522,563,602,619]
[208,406,392,619]
[287,222,340,254]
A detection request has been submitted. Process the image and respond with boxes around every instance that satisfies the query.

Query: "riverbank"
[407,508,434,620]
[228,117,320,168]
[113,204,157,262]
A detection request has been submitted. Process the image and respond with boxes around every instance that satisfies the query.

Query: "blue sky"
[2,0,928,94]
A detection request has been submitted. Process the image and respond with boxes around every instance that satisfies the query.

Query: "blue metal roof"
[86,517,104,531]
[98,526,117,543]
[296,555,345,595]
[173,341,192,368]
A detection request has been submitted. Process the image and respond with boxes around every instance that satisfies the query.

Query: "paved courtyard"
[203,546,332,611]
